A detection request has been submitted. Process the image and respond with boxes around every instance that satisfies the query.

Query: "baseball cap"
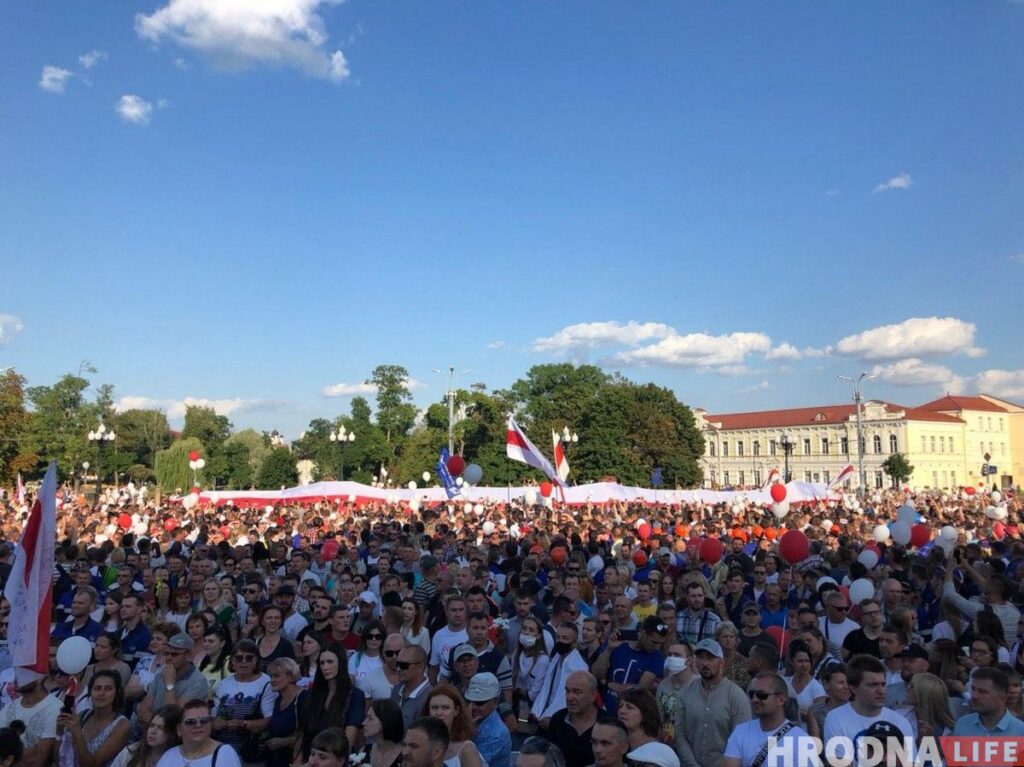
[627,743,680,767]
[358,591,379,605]
[693,639,724,659]
[453,644,477,660]
[464,672,500,702]
[640,616,669,636]
[899,644,929,661]
[275,585,296,596]
[420,555,439,571]
[742,603,761,615]
[167,634,194,652]
[657,547,671,557]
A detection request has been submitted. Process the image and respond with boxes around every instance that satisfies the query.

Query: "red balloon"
[770,483,787,503]
[189,450,200,461]
[551,546,567,565]
[910,524,931,548]
[633,549,648,567]
[539,481,553,498]
[322,540,339,561]
[764,625,787,655]
[965,486,976,496]
[117,513,132,530]
[637,523,652,541]
[779,530,809,564]
[699,537,724,565]
[446,455,466,476]
[163,517,178,532]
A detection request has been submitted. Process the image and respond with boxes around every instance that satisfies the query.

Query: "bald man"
[546,671,599,767]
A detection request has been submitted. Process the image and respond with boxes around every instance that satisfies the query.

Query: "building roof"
[918,395,1010,413]
[704,402,963,430]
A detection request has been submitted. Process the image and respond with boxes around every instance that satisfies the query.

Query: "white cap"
[358,590,378,605]
[627,743,680,767]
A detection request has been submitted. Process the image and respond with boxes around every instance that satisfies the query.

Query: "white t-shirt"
[359,665,398,701]
[785,676,826,713]
[156,744,243,767]
[819,617,860,657]
[723,719,810,767]
[212,674,276,719]
[348,653,384,698]
[430,626,468,679]
[282,612,308,642]
[0,694,61,750]
[823,703,915,765]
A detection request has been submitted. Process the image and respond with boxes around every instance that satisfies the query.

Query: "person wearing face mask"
[656,643,693,747]
[511,616,550,726]
[531,623,588,729]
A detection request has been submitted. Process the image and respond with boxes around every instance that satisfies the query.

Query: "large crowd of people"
[0,482,1021,767]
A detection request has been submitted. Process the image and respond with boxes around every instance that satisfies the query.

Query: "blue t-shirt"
[51,618,104,643]
[603,643,665,714]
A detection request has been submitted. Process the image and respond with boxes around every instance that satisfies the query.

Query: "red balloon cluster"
[446,455,466,476]
[189,450,200,461]
[117,513,132,530]
[539,481,553,498]
[910,524,931,548]
[779,530,809,564]
[637,523,652,541]
[770,483,787,503]
[699,537,723,565]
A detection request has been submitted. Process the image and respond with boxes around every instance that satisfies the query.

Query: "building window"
[754,469,761,486]
[873,435,882,454]
[722,442,729,457]
[889,434,898,453]
[933,471,939,487]
[753,440,761,456]
[999,418,1004,431]
[709,442,715,457]
[803,438,811,455]
[805,471,812,482]
[738,470,745,486]
[840,436,849,454]
[942,471,947,487]
[737,440,744,457]
[939,436,945,453]
[979,417,984,430]
[769,440,777,456]
[874,472,884,488]
[922,436,927,453]
[951,471,956,486]
[723,471,730,486]
[989,442,994,456]
[930,436,936,453]
[823,470,831,483]
[949,437,954,453]
[859,437,866,455]
[821,438,830,455]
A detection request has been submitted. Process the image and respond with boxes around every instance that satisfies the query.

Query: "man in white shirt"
[0,668,61,767]
[722,671,810,767]
[818,591,859,658]
[430,595,468,684]
[824,655,914,767]
[532,622,588,727]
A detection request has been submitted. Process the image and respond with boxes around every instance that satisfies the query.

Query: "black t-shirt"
[546,708,595,767]
[737,630,776,658]
[842,628,881,659]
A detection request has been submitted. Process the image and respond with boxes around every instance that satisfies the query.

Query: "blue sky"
[2,1,1023,436]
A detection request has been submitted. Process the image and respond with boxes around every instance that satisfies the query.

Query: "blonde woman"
[715,622,749,690]
[906,672,955,738]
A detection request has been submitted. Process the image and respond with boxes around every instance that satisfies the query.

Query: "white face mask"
[664,656,688,674]
[519,634,537,649]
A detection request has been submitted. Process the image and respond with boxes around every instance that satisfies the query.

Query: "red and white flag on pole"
[506,417,562,485]
[3,462,57,679]
[760,468,779,491]
[829,465,855,489]
[552,431,570,483]
[15,473,25,506]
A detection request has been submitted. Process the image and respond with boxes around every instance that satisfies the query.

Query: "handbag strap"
[750,721,797,767]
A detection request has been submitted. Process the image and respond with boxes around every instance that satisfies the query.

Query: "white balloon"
[940,525,958,542]
[873,525,890,543]
[995,506,1008,521]
[473,503,484,515]
[188,460,198,470]
[852,500,861,511]
[409,499,420,512]
[182,493,199,510]
[348,494,357,503]
[56,636,93,675]
[482,521,495,535]
[857,549,879,569]
[991,491,1002,504]
[849,578,875,604]
[816,576,838,591]
[897,504,917,527]
[195,458,206,469]
[731,504,743,516]
[890,521,911,546]
[938,538,955,555]
[524,489,538,505]
[821,519,834,532]
[408,481,417,490]
[265,504,275,514]
[455,477,464,487]
[771,500,790,519]
[985,506,999,520]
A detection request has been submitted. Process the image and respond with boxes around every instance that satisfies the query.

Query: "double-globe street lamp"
[778,431,794,483]
[330,426,356,480]
[87,423,116,497]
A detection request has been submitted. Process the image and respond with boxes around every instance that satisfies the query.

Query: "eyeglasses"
[396,660,423,670]
[830,605,849,612]
[234,653,256,661]
[748,691,777,701]
[384,650,401,658]
[367,633,384,640]
[183,717,214,727]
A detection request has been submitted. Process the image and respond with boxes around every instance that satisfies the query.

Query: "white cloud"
[873,172,912,193]
[766,343,801,361]
[869,358,955,387]
[1010,253,1024,264]
[612,331,772,369]
[116,95,153,125]
[834,317,984,361]
[135,0,351,82]
[114,395,279,419]
[825,189,841,197]
[948,370,1024,401]
[323,377,426,398]
[533,321,673,353]
[0,314,24,345]
[39,66,73,94]
[78,50,108,69]
[741,381,771,394]
[486,341,507,350]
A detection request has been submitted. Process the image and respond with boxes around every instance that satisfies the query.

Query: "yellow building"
[695,393,1022,491]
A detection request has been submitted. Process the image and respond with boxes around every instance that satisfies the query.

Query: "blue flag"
[437,447,462,499]
[651,468,663,487]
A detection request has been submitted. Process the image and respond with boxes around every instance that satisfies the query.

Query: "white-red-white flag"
[506,417,562,485]
[15,473,25,506]
[829,465,855,489]
[552,431,570,483]
[3,462,56,677]
[760,468,779,491]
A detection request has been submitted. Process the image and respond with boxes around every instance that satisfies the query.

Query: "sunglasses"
[396,661,421,670]
[749,691,776,701]
[183,716,214,727]
[367,633,384,641]
[384,650,401,658]
[831,606,849,612]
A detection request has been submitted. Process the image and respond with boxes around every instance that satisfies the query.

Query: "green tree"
[111,409,172,469]
[369,365,417,451]
[22,373,103,480]
[181,406,232,488]
[882,453,914,486]
[224,429,270,480]
[154,437,205,492]
[222,440,253,489]
[255,448,298,489]
[0,370,33,484]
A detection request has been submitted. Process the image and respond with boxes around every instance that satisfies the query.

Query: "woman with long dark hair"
[109,705,182,767]
[57,669,132,767]
[295,644,366,762]
[198,624,232,696]
[349,621,386,698]
[401,598,430,654]
[354,699,404,767]
[616,687,660,750]
[257,605,295,673]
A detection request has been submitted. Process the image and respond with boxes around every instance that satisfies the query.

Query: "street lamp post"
[81,461,90,492]
[838,373,875,494]
[559,426,578,453]
[87,423,115,498]
[432,366,470,455]
[778,432,794,483]
[330,426,356,480]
